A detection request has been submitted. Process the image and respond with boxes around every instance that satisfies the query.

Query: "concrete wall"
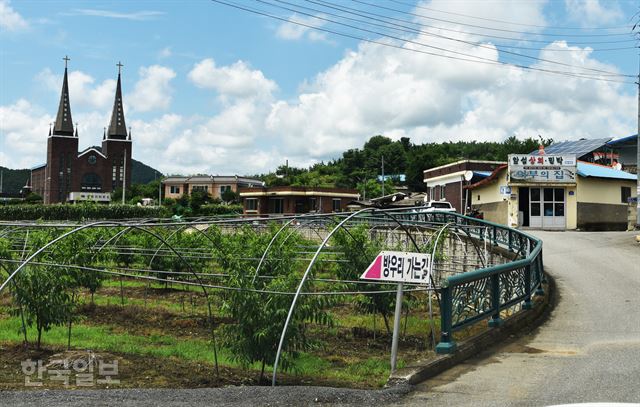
[477,201,508,225]
[577,202,630,231]
[575,177,636,231]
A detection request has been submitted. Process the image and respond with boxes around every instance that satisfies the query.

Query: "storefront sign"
[500,186,512,195]
[508,154,576,184]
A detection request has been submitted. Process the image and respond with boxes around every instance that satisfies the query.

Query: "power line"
[214,0,635,83]
[353,0,635,38]
[307,0,638,52]
[326,0,638,45]
[274,0,635,77]
[387,0,633,31]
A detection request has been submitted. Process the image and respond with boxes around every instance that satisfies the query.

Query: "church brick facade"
[29,60,132,204]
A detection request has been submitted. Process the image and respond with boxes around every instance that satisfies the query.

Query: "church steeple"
[107,62,128,140]
[52,56,74,136]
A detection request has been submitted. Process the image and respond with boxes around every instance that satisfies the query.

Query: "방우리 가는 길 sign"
[360,251,432,285]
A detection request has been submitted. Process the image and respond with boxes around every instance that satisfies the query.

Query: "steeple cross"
[63,55,70,69]
[117,61,123,74]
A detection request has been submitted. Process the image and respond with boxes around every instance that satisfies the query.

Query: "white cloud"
[188,58,277,100]
[0,99,51,168]
[158,46,172,59]
[564,0,623,26]
[275,14,329,42]
[69,9,165,21]
[130,114,182,147]
[0,0,28,31]
[127,65,176,112]
[36,68,116,110]
[265,37,634,161]
[418,0,548,40]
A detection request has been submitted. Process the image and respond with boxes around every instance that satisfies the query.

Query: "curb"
[387,273,556,386]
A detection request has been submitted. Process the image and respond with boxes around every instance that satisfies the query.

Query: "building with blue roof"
[465,157,637,231]
[531,135,637,174]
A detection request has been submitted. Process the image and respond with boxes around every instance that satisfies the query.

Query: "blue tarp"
[473,171,492,178]
[577,162,636,181]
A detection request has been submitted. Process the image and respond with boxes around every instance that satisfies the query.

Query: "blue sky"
[1,0,638,175]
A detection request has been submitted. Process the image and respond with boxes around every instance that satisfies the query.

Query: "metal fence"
[410,212,545,354]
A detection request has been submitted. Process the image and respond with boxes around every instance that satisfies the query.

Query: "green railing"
[393,211,544,354]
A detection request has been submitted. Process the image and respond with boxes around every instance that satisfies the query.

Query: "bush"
[0,203,170,221]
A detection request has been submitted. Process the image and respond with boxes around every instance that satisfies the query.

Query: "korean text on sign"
[382,251,431,284]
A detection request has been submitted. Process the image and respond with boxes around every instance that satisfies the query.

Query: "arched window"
[81,173,102,191]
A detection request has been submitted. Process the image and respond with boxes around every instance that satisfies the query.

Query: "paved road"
[401,231,640,407]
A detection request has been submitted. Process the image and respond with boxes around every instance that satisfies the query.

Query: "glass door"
[529,187,565,229]
[529,188,542,228]
[542,188,565,229]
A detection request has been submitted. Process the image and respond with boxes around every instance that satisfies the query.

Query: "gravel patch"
[0,384,413,407]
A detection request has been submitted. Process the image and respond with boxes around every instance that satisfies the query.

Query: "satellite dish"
[614,163,622,170]
[464,171,473,181]
[423,195,429,203]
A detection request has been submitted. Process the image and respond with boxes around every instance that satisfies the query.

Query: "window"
[332,198,341,212]
[621,186,631,203]
[220,185,231,195]
[192,185,208,193]
[309,198,317,211]
[431,202,452,209]
[270,198,284,214]
[170,186,180,194]
[440,185,446,200]
[246,198,258,211]
[81,173,102,191]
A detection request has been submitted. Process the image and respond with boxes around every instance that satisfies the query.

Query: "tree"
[356,178,395,200]
[332,224,396,334]
[221,188,238,204]
[189,190,211,212]
[220,226,333,382]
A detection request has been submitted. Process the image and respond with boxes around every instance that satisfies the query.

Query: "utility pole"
[636,52,639,227]
[381,155,385,197]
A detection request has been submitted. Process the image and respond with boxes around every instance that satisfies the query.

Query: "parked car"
[415,201,456,213]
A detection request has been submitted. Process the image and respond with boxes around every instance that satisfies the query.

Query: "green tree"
[332,224,395,334]
[10,229,74,349]
[220,226,333,382]
[189,190,211,212]
[221,188,238,204]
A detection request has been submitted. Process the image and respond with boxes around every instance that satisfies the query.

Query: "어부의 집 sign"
[508,154,576,184]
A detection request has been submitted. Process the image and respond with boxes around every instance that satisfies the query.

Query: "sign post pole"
[390,282,403,373]
[359,250,432,374]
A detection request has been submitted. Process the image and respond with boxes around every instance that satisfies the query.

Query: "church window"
[81,173,102,191]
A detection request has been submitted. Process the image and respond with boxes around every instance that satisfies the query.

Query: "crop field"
[0,211,502,390]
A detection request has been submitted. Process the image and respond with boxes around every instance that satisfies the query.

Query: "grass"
[0,314,399,387]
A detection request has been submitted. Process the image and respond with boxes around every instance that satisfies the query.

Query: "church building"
[29,59,132,204]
